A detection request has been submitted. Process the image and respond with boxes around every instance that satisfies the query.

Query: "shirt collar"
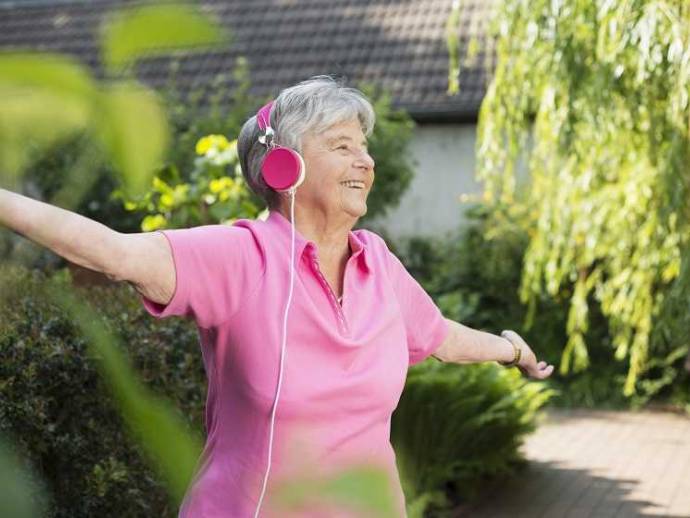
[265,210,371,273]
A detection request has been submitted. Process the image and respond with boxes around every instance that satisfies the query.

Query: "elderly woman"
[0,75,553,517]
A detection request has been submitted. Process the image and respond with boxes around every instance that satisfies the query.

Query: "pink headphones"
[254,99,303,517]
[256,100,306,192]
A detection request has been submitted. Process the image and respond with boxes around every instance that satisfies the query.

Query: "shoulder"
[162,223,253,241]
[161,221,265,269]
[161,222,256,250]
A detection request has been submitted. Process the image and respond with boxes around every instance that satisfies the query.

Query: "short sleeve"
[141,224,264,329]
[385,248,450,366]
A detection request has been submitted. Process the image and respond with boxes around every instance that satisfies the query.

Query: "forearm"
[0,188,122,276]
[434,318,514,364]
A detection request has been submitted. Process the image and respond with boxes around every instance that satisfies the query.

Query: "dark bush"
[0,265,204,518]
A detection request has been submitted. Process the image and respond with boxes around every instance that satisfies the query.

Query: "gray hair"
[237,75,376,209]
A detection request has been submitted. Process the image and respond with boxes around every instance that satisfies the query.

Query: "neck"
[275,201,355,261]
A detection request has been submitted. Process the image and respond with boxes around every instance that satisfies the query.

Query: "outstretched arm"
[432,318,555,379]
[0,188,175,305]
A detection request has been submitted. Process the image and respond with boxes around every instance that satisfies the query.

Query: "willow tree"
[449,0,690,395]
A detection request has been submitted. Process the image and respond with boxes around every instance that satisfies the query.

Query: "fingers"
[529,363,555,379]
[519,360,555,379]
[536,364,555,379]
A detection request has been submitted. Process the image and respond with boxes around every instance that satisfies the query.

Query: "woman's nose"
[356,150,375,170]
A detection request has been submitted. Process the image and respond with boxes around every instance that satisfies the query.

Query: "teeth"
[341,181,364,189]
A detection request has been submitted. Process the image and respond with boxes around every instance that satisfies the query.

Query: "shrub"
[0,265,204,517]
[118,133,264,231]
[392,360,553,517]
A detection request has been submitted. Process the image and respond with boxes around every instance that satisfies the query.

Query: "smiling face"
[293,117,375,220]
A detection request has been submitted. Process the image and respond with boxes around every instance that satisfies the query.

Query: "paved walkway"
[459,409,690,517]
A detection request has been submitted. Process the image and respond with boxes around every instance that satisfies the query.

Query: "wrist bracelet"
[498,334,521,367]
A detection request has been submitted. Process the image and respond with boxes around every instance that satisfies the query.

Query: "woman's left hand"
[501,330,555,379]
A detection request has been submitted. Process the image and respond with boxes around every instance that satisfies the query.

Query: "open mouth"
[340,180,365,190]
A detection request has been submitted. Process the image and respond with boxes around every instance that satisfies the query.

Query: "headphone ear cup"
[261,146,306,192]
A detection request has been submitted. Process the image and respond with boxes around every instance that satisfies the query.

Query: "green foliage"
[0,53,94,184]
[392,205,566,344]
[3,57,259,268]
[272,465,399,518]
[0,435,48,518]
[0,3,227,198]
[12,57,260,247]
[0,5,231,511]
[50,286,204,505]
[392,360,554,517]
[154,55,258,179]
[21,132,143,233]
[119,134,264,231]
[0,265,206,517]
[101,3,228,73]
[449,0,690,396]
[110,57,264,230]
[394,205,690,411]
[95,81,171,197]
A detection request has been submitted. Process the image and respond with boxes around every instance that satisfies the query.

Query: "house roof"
[0,0,494,122]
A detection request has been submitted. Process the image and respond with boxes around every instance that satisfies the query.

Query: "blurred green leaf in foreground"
[0,1,228,199]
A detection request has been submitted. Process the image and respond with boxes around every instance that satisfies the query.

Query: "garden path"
[457,408,690,517]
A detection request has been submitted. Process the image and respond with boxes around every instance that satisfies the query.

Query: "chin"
[345,203,367,218]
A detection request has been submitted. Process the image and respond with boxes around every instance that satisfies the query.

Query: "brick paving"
[458,409,690,517]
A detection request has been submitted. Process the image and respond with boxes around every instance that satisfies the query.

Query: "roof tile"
[0,0,494,121]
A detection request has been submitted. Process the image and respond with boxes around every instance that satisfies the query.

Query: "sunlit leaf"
[0,86,91,187]
[0,435,48,518]
[0,51,97,98]
[93,82,169,197]
[101,2,228,73]
[0,52,98,186]
[271,463,399,518]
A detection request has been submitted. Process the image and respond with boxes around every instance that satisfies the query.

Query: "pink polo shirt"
[141,209,449,517]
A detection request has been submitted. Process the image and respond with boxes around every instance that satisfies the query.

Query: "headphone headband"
[257,100,275,132]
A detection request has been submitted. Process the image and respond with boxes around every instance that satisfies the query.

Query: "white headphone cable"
[254,189,297,518]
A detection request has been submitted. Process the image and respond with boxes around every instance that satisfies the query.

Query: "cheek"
[301,170,335,199]
[301,155,349,196]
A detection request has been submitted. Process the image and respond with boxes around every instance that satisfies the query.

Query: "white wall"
[369,122,482,240]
